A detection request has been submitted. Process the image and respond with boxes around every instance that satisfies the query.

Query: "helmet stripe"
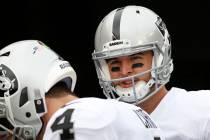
[112,7,124,40]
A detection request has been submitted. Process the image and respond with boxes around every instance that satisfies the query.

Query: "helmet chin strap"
[115,78,155,103]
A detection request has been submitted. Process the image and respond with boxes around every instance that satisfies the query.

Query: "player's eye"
[132,63,144,68]
[111,67,120,72]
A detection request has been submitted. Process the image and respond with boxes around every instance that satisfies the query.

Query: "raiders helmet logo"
[0,64,18,97]
[155,16,167,37]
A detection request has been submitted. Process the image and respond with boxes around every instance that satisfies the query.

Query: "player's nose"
[121,60,133,75]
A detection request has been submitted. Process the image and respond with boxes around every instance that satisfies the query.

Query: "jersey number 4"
[51,109,75,140]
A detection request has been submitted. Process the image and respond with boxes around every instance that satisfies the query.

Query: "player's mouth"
[120,79,138,88]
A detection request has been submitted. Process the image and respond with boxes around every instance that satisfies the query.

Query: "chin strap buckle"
[13,126,36,140]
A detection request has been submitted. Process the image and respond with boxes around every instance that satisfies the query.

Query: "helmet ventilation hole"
[26,112,31,118]
[19,87,29,107]
[0,51,10,57]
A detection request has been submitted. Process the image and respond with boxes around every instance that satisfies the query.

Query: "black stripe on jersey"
[133,109,157,128]
[112,7,124,40]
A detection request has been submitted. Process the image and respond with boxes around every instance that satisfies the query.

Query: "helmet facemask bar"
[93,42,173,104]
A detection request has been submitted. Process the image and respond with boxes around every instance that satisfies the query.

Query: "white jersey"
[43,98,164,140]
[151,87,210,140]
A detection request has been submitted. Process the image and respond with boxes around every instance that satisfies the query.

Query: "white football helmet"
[92,5,173,104]
[0,40,77,139]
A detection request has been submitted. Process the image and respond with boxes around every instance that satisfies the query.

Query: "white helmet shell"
[95,6,165,52]
[0,40,76,137]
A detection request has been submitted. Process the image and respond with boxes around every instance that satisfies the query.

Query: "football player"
[0,40,164,140]
[92,5,210,139]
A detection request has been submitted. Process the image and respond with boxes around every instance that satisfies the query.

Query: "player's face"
[106,51,153,88]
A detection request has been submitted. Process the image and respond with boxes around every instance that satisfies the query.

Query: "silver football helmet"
[0,40,77,139]
[92,5,173,104]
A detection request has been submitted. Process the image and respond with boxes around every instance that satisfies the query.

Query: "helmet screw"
[36,99,41,105]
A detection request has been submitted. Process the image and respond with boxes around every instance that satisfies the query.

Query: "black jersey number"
[51,109,75,140]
